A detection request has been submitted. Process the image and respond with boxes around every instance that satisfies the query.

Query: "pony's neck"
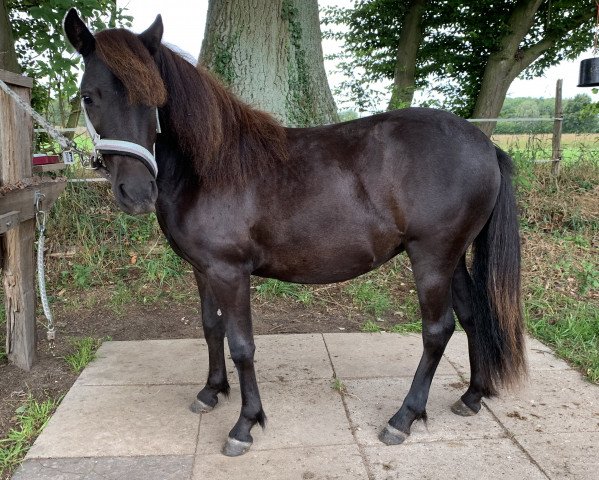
[153,45,288,190]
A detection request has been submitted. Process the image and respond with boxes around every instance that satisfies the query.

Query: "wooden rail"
[0,68,66,370]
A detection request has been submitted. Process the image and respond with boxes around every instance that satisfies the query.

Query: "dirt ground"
[0,284,383,442]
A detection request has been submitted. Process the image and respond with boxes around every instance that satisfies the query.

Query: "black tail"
[470,147,526,396]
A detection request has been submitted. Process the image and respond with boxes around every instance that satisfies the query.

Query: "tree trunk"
[388,0,427,110]
[200,0,338,127]
[471,0,544,136]
[64,92,81,140]
[0,0,20,73]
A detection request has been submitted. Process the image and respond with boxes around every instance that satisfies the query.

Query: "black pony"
[64,9,526,456]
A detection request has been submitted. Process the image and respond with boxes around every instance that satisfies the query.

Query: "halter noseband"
[81,101,161,179]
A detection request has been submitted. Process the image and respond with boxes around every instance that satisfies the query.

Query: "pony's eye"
[82,95,93,105]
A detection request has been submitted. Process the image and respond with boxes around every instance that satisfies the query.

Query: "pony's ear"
[63,8,95,56]
[139,15,163,56]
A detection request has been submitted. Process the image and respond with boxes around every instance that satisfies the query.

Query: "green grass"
[0,395,60,477]
[347,280,392,317]
[255,279,313,305]
[360,319,382,333]
[389,321,422,334]
[525,277,599,382]
[63,337,105,373]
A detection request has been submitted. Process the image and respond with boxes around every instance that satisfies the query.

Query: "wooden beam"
[551,79,563,176]
[0,180,67,220]
[0,211,19,234]
[0,69,33,89]
[0,69,36,370]
[32,162,67,174]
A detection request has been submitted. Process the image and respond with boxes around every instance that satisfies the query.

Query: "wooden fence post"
[551,79,563,176]
[0,69,36,370]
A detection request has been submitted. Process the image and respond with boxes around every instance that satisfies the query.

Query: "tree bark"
[388,0,427,110]
[0,0,20,73]
[200,0,338,127]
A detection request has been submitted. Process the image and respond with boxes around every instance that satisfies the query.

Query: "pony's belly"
[253,242,404,284]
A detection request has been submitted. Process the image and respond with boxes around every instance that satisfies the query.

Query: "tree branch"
[515,4,596,74]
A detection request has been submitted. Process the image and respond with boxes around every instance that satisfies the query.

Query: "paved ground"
[12,332,599,480]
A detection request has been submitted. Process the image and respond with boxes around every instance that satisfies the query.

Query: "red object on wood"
[32,154,60,165]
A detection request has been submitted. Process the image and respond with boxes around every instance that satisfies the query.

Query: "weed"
[63,337,105,373]
[390,321,422,334]
[361,319,382,333]
[331,377,347,394]
[0,395,60,477]
[576,261,599,295]
[72,263,94,289]
[347,280,392,317]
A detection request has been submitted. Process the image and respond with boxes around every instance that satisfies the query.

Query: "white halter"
[81,101,161,179]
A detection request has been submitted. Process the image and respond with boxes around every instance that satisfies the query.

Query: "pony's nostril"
[118,183,129,200]
[150,180,157,198]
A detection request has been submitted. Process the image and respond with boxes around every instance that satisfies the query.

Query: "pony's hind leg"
[379,245,456,445]
[191,269,230,413]
[450,255,487,416]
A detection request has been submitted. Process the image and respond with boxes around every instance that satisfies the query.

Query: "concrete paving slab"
[193,445,368,479]
[77,334,333,387]
[12,456,193,480]
[196,380,354,454]
[252,334,334,383]
[515,432,599,480]
[77,339,205,386]
[323,332,456,379]
[343,376,504,445]
[28,385,200,458]
[485,369,599,435]
[14,334,599,480]
[363,438,547,480]
[443,333,573,375]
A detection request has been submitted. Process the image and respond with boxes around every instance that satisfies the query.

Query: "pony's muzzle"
[116,179,157,215]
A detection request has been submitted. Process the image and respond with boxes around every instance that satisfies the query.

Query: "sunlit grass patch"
[64,337,106,373]
[0,395,60,477]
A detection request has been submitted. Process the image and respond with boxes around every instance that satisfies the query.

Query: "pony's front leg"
[204,267,265,456]
[191,269,230,413]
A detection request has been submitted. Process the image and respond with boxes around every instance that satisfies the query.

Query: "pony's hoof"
[222,437,252,457]
[378,424,409,445]
[190,398,214,414]
[450,399,478,417]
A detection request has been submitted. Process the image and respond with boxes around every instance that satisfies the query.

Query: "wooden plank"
[0,180,66,221]
[0,80,32,183]
[0,69,33,89]
[32,162,67,173]
[3,218,36,369]
[0,211,19,234]
[551,79,563,176]
[0,71,36,370]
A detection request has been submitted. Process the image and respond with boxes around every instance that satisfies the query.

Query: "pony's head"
[64,8,165,215]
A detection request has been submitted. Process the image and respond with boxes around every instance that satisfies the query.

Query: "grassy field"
[493,133,599,165]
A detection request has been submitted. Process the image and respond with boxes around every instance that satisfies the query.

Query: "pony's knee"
[229,339,255,365]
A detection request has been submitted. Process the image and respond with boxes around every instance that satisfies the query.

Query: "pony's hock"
[64,9,526,455]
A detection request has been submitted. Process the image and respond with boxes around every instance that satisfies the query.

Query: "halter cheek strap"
[81,101,160,179]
